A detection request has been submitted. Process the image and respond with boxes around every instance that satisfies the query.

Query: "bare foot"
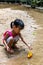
[13,45,19,49]
[4,46,14,54]
[9,49,14,54]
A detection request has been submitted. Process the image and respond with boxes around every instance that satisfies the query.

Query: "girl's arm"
[4,40,14,53]
[3,33,10,51]
[19,33,32,50]
[3,40,10,50]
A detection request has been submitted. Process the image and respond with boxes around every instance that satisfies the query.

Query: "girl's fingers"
[29,47,32,50]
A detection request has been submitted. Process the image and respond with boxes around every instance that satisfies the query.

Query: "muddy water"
[0,4,43,65]
[27,9,43,65]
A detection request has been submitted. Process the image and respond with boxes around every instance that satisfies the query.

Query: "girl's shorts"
[6,35,19,44]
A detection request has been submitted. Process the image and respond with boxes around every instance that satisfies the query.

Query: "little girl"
[3,19,32,53]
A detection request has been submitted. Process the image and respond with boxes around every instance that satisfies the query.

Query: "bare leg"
[6,39,14,53]
[8,39,14,49]
[12,41,19,50]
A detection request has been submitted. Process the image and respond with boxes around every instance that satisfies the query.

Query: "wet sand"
[0,4,43,65]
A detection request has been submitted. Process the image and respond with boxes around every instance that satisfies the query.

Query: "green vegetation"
[0,0,43,7]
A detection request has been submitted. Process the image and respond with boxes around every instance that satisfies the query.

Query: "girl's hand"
[6,46,10,51]
[28,44,32,50]
[7,46,14,53]
[29,46,32,50]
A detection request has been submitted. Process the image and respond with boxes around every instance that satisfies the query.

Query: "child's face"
[13,26,21,34]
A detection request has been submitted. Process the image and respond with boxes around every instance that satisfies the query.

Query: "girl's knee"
[10,39,14,43]
[6,36,14,43]
[7,37,14,48]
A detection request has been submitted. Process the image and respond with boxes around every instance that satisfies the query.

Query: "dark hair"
[10,19,24,29]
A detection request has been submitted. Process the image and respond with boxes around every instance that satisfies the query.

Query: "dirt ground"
[0,4,43,65]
